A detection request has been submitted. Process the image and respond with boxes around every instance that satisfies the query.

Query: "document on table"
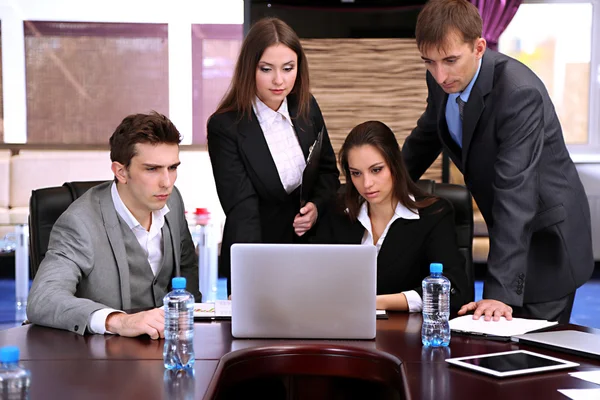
[570,371,600,385]
[449,315,557,338]
[557,389,600,400]
[194,300,232,319]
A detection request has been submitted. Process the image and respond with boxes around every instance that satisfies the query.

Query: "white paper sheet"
[194,300,232,318]
[570,371,600,385]
[558,389,600,400]
[215,300,232,317]
[449,315,558,337]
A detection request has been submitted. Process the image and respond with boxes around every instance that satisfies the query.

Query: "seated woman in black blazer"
[207,17,340,294]
[315,121,468,311]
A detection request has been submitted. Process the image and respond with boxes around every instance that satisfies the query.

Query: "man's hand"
[457,299,513,322]
[106,308,165,339]
[293,202,318,236]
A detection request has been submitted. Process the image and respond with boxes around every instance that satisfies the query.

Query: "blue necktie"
[457,96,465,121]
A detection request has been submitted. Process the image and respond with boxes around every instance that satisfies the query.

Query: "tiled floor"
[1,273,599,331]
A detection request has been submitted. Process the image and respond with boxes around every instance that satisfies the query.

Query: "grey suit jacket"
[27,182,200,335]
[402,49,594,307]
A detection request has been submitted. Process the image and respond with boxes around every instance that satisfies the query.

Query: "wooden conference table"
[1,313,599,399]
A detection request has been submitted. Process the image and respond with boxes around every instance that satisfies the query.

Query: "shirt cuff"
[403,290,423,313]
[89,308,123,334]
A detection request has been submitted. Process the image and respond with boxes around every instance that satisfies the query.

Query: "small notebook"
[449,315,558,340]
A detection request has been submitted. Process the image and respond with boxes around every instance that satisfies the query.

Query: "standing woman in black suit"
[315,121,468,311]
[207,17,340,295]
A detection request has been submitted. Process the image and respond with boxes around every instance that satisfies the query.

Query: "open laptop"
[512,330,600,360]
[230,243,377,339]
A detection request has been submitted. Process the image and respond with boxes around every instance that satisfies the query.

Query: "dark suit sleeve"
[482,86,545,307]
[308,96,340,215]
[173,186,200,302]
[401,73,443,182]
[207,115,262,291]
[416,201,469,311]
[311,201,339,244]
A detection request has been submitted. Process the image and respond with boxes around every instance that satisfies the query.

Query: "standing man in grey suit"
[27,112,200,338]
[402,0,594,323]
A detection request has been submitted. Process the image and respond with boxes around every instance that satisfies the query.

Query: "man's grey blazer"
[27,182,200,335]
[402,49,594,308]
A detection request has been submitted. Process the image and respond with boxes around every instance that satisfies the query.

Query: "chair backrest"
[29,181,107,278]
[416,179,474,303]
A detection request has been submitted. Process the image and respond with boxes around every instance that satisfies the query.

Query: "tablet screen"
[461,351,564,372]
[446,350,579,378]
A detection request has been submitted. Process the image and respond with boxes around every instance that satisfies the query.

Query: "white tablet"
[445,350,579,378]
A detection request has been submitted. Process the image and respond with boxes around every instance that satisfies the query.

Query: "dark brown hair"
[109,111,181,168]
[213,17,311,120]
[339,121,437,221]
[415,0,482,53]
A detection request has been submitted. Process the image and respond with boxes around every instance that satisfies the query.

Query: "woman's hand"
[293,202,318,236]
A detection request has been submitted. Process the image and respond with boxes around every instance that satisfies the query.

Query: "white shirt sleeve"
[89,308,124,334]
[402,290,423,313]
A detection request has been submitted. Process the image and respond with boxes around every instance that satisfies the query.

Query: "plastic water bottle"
[0,346,31,399]
[163,277,195,370]
[194,208,218,303]
[421,263,451,347]
[164,367,196,400]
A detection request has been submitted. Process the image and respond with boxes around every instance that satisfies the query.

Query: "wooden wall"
[303,38,442,182]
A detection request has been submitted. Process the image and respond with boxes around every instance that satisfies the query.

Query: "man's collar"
[110,182,169,231]
[457,58,483,103]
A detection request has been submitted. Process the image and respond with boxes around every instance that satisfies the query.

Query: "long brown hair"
[339,121,437,221]
[416,0,482,53]
[213,17,311,120]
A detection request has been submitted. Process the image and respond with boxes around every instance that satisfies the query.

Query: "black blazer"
[207,94,340,293]
[402,50,594,307]
[314,198,469,310]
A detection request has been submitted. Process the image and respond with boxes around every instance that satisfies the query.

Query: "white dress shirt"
[88,182,170,334]
[253,96,307,194]
[357,199,424,312]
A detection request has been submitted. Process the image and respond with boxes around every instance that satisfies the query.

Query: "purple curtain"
[471,0,523,51]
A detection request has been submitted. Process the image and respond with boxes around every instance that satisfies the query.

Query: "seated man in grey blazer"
[27,112,200,339]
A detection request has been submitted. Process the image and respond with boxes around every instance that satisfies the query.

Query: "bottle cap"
[172,277,187,290]
[194,208,210,215]
[430,263,443,273]
[0,346,19,363]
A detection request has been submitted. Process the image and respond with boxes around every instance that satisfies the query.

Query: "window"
[498,0,600,157]
[0,0,244,145]
[25,22,169,144]
[192,24,242,144]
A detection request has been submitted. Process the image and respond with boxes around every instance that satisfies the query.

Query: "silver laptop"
[230,243,377,339]
[512,330,600,360]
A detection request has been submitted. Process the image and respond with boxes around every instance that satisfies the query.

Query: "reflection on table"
[0,313,599,399]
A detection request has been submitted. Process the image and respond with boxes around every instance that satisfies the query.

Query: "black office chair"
[29,181,107,278]
[416,179,474,303]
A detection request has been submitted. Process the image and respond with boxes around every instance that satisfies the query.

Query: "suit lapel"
[377,219,422,273]
[164,213,180,276]
[238,111,288,201]
[99,184,132,310]
[288,95,316,159]
[461,51,494,168]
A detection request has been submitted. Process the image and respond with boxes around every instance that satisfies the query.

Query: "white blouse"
[356,199,424,312]
[253,97,307,194]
